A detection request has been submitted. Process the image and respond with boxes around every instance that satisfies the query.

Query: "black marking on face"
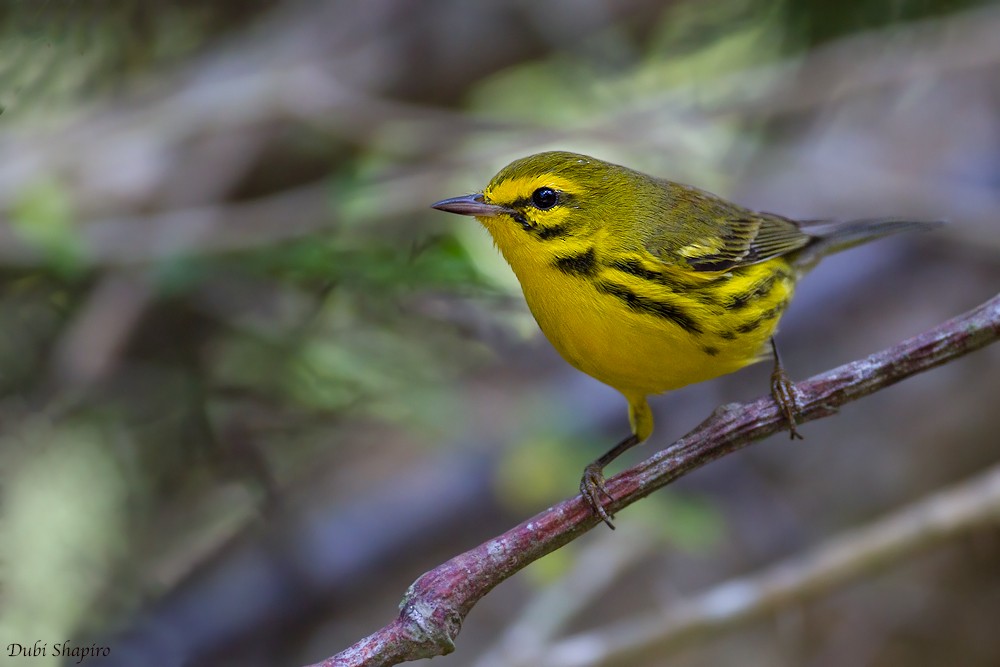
[512,211,533,231]
[510,188,571,211]
[535,222,574,240]
[554,247,598,277]
[506,189,579,238]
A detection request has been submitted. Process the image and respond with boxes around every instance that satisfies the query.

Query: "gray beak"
[431,193,507,217]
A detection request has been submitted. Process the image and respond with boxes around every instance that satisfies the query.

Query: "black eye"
[531,187,558,210]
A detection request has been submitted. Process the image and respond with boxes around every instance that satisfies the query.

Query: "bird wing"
[642,182,812,272]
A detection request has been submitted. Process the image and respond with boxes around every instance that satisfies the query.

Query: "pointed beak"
[431,193,507,218]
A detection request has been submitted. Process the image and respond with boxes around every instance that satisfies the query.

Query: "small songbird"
[433,151,938,527]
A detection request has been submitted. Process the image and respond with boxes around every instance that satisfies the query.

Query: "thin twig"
[308,293,1000,667]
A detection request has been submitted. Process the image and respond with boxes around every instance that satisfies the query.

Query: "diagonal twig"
[308,292,1000,667]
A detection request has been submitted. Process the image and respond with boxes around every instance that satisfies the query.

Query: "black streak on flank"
[596,281,702,334]
[554,247,597,277]
[702,345,719,356]
[727,274,776,311]
[761,299,788,322]
[610,258,662,282]
[734,298,789,334]
[726,268,792,310]
[611,258,725,304]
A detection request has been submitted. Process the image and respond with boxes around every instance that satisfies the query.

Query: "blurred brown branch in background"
[531,457,1000,667]
[311,292,1000,667]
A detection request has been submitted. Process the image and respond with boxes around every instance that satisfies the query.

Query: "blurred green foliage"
[785,0,990,46]
[0,0,276,122]
[9,180,83,276]
[0,1,996,665]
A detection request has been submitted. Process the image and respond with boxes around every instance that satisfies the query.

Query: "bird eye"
[531,187,558,210]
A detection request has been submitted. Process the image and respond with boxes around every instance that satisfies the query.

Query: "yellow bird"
[433,151,937,527]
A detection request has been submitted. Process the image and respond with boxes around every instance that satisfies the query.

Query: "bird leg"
[581,433,640,529]
[770,337,804,439]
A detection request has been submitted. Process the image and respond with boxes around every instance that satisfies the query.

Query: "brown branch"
[307,292,1000,667]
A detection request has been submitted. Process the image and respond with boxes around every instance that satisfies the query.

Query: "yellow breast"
[498,236,795,402]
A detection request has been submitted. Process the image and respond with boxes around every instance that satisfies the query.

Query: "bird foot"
[770,366,804,440]
[580,463,616,529]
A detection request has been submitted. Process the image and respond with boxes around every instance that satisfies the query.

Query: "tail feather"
[794,218,943,269]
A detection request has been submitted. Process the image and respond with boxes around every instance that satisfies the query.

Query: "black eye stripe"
[502,189,577,234]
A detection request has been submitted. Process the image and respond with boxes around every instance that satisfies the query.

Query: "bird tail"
[793,218,943,270]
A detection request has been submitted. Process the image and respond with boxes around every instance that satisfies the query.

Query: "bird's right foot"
[580,463,616,529]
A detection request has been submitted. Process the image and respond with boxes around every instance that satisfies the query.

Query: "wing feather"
[640,182,812,272]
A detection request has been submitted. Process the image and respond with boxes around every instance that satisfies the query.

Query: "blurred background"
[0,1,998,666]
